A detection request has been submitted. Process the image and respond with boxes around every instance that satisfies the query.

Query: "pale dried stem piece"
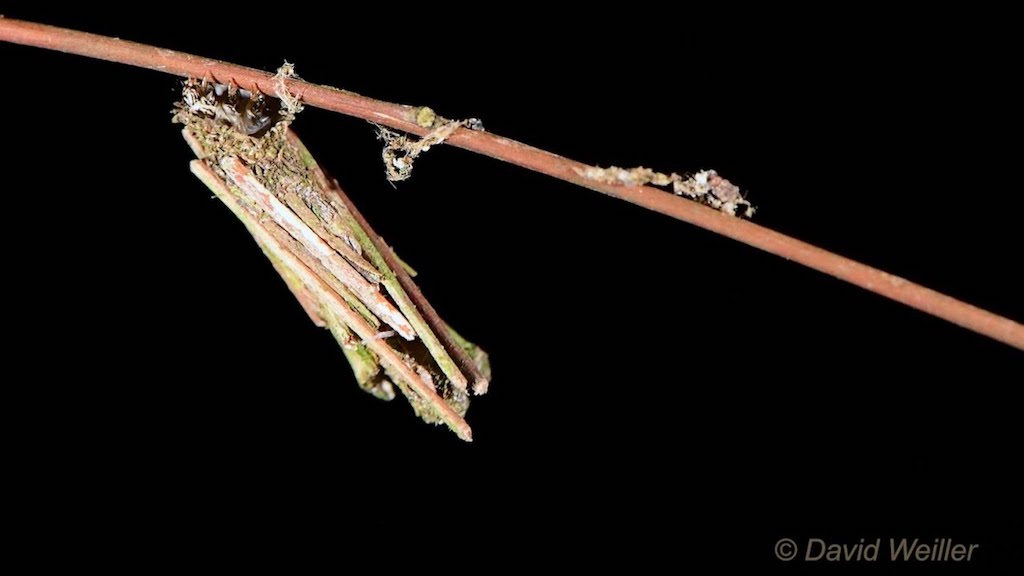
[278,193,383,283]
[219,155,415,339]
[288,132,491,393]
[181,128,383,330]
[221,172,396,401]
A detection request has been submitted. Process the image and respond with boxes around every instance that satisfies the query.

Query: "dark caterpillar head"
[183,80,283,137]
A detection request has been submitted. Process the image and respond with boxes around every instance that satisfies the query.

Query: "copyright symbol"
[775,538,798,561]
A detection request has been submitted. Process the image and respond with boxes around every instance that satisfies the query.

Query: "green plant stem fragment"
[288,133,482,393]
[189,157,474,440]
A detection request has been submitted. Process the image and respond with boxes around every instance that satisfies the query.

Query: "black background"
[3,7,1020,567]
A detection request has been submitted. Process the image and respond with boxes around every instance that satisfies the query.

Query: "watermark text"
[775,538,979,562]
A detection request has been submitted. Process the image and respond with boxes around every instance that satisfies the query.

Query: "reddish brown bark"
[2,17,1021,350]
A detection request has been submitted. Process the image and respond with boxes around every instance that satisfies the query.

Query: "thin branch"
[1,17,1021,351]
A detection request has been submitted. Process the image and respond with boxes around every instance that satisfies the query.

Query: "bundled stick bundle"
[175,79,489,441]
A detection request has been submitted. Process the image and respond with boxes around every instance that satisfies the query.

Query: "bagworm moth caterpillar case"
[175,80,489,441]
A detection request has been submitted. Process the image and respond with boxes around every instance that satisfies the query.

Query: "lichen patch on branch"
[376,108,484,182]
[578,165,755,218]
[377,118,466,182]
[273,61,303,115]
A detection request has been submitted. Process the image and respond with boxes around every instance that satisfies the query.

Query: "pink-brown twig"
[1,17,1021,350]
